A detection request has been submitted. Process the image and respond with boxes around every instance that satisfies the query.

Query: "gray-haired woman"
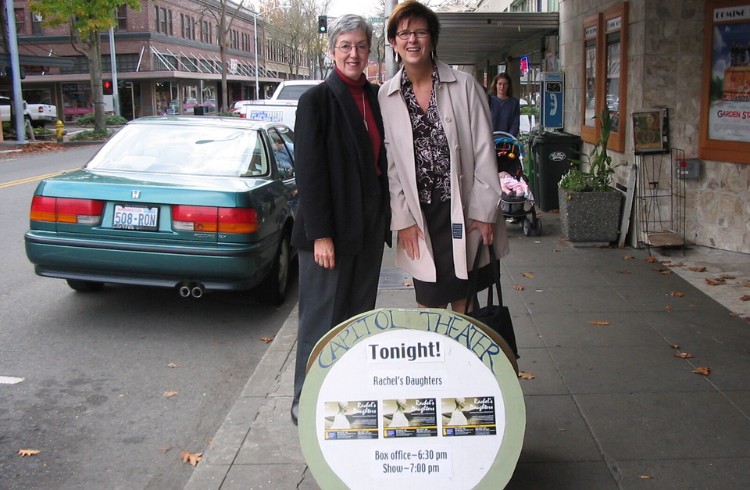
[290,14,391,425]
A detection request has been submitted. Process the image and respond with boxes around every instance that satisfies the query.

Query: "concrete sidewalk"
[185,215,750,490]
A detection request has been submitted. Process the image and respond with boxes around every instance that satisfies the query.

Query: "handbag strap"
[465,242,504,312]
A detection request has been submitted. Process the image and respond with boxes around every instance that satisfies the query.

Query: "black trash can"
[529,130,582,212]
[193,105,204,116]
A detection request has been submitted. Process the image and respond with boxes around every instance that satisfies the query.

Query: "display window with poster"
[700,0,750,164]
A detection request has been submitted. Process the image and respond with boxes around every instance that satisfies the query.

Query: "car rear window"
[85,124,268,177]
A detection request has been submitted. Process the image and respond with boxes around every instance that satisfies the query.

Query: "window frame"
[603,3,628,152]
[580,13,602,144]
[699,0,750,164]
[580,3,629,150]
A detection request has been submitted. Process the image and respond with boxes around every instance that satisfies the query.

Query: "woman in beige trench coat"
[378,0,509,312]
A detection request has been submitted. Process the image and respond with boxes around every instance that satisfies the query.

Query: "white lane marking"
[0,376,25,384]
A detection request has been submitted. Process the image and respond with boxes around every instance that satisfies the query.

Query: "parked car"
[24,116,298,304]
[0,95,58,127]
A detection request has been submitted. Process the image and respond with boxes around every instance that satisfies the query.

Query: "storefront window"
[61,83,93,123]
[155,82,177,115]
[581,3,628,150]
[581,14,601,143]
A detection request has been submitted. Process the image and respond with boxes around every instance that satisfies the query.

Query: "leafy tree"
[29,0,141,131]
[198,0,250,111]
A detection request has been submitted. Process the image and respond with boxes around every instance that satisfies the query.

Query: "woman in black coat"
[290,14,391,425]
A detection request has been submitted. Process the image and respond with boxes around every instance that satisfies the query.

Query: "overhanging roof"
[435,12,559,66]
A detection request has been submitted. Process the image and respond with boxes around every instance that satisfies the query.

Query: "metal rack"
[635,148,686,253]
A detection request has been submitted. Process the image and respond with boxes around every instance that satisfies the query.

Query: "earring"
[431,51,435,62]
[395,52,401,64]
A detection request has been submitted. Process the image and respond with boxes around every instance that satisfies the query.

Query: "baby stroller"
[494,131,542,237]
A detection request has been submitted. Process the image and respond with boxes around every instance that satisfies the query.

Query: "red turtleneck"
[335,66,382,176]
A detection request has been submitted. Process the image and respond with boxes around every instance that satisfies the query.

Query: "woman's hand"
[314,238,335,269]
[398,225,424,260]
[468,220,494,245]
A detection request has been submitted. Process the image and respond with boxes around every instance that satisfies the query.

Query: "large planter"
[558,188,623,243]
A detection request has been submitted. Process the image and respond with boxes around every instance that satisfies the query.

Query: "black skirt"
[413,191,468,307]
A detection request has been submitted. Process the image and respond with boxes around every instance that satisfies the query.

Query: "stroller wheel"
[523,218,532,236]
[533,218,543,236]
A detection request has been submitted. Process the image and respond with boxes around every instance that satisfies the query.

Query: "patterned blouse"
[401,67,451,204]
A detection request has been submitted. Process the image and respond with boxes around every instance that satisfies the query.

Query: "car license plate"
[113,204,158,231]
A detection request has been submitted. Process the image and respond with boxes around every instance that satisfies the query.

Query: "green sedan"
[25,116,298,304]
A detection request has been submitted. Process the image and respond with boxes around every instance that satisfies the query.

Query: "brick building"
[4,0,309,121]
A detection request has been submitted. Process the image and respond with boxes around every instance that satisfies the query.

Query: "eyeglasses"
[396,29,429,40]
[336,43,369,54]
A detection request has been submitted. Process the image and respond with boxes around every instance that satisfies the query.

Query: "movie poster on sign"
[323,400,379,440]
[707,5,750,143]
[383,398,438,438]
[442,396,498,437]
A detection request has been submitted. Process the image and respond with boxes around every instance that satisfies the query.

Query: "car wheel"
[261,234,291,305]
[66,279,105,292]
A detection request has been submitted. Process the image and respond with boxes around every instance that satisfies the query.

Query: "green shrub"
[70,129,114,141]
[75,113,128,126]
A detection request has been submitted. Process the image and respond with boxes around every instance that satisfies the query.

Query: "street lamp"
[252,2,290,99]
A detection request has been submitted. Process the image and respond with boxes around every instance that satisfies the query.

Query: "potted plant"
[558,107,623,242]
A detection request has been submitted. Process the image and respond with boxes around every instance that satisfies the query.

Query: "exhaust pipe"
[190,283,205,299]
[178,282,191,298]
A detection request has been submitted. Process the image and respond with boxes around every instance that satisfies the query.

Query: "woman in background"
[489,72,521,137]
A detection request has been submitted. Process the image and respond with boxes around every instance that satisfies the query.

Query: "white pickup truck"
[237,80,322,129]
[0,95,58,127]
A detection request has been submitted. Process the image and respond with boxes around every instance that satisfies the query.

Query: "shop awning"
[435,11,559,66]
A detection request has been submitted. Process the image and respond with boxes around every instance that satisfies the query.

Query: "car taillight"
[30,196,104,224]
[172,205,257,233]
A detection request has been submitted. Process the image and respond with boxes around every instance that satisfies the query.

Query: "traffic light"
[318,15,327,33]
[102,80,113,95]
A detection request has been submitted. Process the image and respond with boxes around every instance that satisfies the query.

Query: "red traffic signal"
[102,80,113,95]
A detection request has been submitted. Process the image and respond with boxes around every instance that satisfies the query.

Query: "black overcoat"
[291,71,391,253]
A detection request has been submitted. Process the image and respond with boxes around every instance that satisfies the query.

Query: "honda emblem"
[131,190,141,199]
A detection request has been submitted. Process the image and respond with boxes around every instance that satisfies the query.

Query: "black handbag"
[465,243,519,359]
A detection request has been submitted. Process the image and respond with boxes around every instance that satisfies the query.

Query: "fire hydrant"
[55,120,64,143]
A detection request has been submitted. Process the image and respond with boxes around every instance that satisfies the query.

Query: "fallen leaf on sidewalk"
[589,320,610,326]
[640,475,654,479]
[521,272,535,278]
[706,277,726,286]
[740,295,750,302]
[646,256,658,263]
[670,343,680,349]
[181,450,202,466]
[18,449,41,457]
[518,371,535,380]
[720,274,736,280]
[665,306,673,312]
[670,291,685,297]
[623,255,635,260]
[693,367,711,376]
[674,352,694,359]
[688,266,707,272]
[163,391,178,398]
[654,268,672,275]
[259,337,274,343]
[402,280,413,287]
[514,285,525,291]
[553,249,561,253]
[167,362,180,368]
[667,262,685,268]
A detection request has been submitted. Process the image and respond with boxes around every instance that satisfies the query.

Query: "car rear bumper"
[25,231,275,291]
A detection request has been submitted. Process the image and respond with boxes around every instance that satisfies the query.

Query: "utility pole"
[109,25,120,116]
[4,0,26,143]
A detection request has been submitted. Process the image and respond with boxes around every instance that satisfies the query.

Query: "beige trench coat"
[378,61,509,283]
